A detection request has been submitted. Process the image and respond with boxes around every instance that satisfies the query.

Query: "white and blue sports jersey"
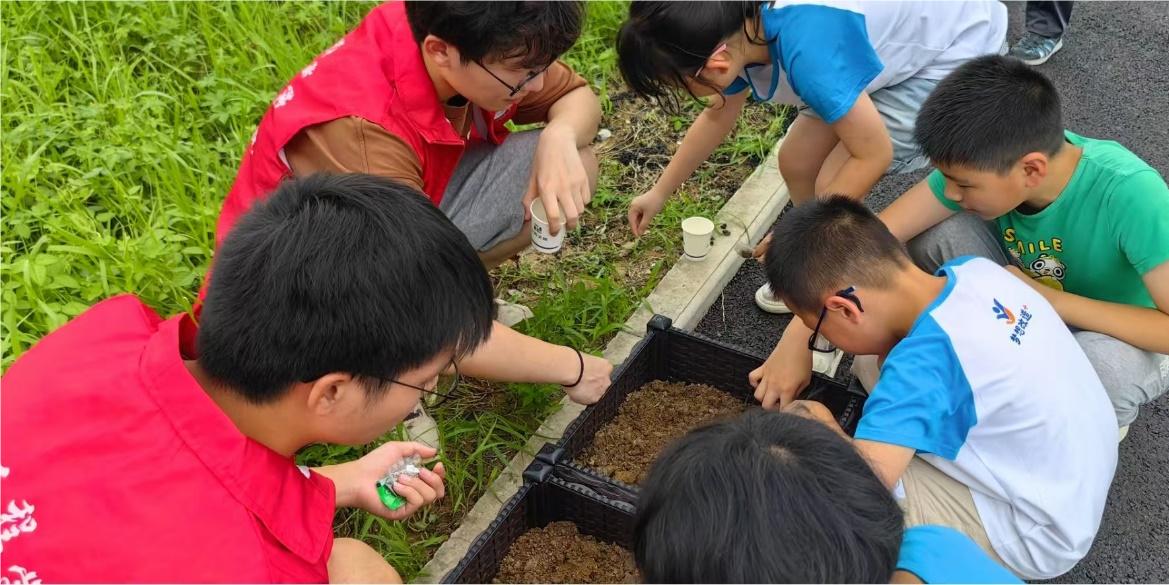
[727,0,1007,122]
[856,257,1118,579]
[897,525,1020,584]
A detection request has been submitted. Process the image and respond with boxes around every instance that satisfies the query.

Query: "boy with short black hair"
[881,54,1169,434]
[221,1,601,266]
[635,409,1019,583]
[3,175,496,582]
[214,2,612,411]
[760,196,1117,579]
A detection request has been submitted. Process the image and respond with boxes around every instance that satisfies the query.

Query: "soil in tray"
[579,380,748,484]
[494,521,639,584]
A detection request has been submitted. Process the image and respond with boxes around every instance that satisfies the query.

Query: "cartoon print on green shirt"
[1005,228,1067,291]
[1028,253,1067,291]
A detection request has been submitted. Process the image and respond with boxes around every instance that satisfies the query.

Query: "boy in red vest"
[0,174,564,583]
[219,1,601,268]
[215,1,612,426]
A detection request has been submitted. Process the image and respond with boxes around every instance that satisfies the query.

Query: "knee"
[479,226,532,269]
[905,213,998,273]
[1074,331,1159,427]
[328,538,402,584]
[777,144,821,205]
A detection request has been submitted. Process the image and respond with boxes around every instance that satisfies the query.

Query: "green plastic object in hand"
[375,455,423,511]
[377,483,407,510]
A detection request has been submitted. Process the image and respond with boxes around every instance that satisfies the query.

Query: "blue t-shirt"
[898,525,1020,584]
[726,1,1006,122]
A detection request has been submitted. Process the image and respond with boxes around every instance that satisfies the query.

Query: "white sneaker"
[755,284,792,314]
[812,348,845,378]
[495,298,534,327]
[404,405,441,451]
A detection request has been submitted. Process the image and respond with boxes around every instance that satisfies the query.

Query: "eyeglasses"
[305,361,462,410]
[474,60,552,97]
[695,43,728,77]
[392,360,462,409]
[808,286,864,353]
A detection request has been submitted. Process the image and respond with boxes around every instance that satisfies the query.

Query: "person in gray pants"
[1010,2,1074,65]
[879,56,1169,438]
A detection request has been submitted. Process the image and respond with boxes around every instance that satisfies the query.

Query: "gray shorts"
[907,213,1169,427]
[799,76,939,175]
[440,130,541,251]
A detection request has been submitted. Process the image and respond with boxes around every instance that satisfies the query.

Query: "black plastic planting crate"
[442,450,637,584]
[557,315,866,478]
[442,315,866,583]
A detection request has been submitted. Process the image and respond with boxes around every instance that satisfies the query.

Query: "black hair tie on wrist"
[564,348,585,388]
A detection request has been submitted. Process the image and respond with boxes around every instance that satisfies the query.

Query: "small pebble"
[596,128,613,142]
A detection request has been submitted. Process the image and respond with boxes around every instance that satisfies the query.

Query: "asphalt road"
[693,2,1169,581]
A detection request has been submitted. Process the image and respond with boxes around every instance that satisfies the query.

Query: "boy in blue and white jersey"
[762,196,1118,579]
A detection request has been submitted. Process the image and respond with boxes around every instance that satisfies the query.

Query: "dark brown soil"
[579,380,748,484]
[494,521,639,584]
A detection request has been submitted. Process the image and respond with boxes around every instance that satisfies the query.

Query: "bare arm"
[653,91,749,195]
[628,91,749,236]
[783,401,916,489]
[879,179,958,243]
[1010,262,1169,354]
[544,85,602,149]
[453,321,614,404]
[854,439,916,490]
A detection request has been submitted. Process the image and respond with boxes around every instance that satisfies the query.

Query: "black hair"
[617,1,764,110]
[915,55,1065,173]
[405,1,584,69]
[765,196,909,314]
[198,173,496,404]
[635,410,904,583]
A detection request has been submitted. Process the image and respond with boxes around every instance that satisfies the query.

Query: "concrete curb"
[415,139,790,583]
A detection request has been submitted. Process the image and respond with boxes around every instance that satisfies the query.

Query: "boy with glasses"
[1,174,529,583]
[213,1,613,436]
[757,196,1117,579]
[218,1,601,268]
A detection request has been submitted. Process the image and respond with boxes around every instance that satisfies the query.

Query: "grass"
[1,1,789,579]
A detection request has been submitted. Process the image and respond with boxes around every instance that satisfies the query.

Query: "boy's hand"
[749,337,813,410]
[564,353,614,405]
[628,190,668,237]
[752,232,773,263]
[783,400,847,438]
[527,126,591,235]
[324,441,446,522]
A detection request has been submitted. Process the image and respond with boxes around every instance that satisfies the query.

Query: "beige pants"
[898,457,1009,570]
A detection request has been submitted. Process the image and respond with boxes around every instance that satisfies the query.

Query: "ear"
[699,51,734,78]
[1019,152,1050,187]
[422,34,457,69]
[825,295,863,323]
[305,372,355,417]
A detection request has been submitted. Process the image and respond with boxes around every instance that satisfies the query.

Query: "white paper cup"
[681,216,715,260]
[530,199,566,254]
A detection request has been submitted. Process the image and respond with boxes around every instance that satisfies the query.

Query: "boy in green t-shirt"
[880,55,1169,435]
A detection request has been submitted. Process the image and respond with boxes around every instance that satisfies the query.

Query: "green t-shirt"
[928,131,1169,308]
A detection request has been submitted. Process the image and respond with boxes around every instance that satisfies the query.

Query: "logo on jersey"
[993,299,1033,345]
[992,299,1016,324]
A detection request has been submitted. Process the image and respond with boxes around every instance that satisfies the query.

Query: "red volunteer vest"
[215,0,517,246]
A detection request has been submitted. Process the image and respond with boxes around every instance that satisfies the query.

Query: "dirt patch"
[495,85,793,309]
[494,521,638,584]
[579,380,748,484]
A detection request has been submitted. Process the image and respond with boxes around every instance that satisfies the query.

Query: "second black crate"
[556,315,867,489]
